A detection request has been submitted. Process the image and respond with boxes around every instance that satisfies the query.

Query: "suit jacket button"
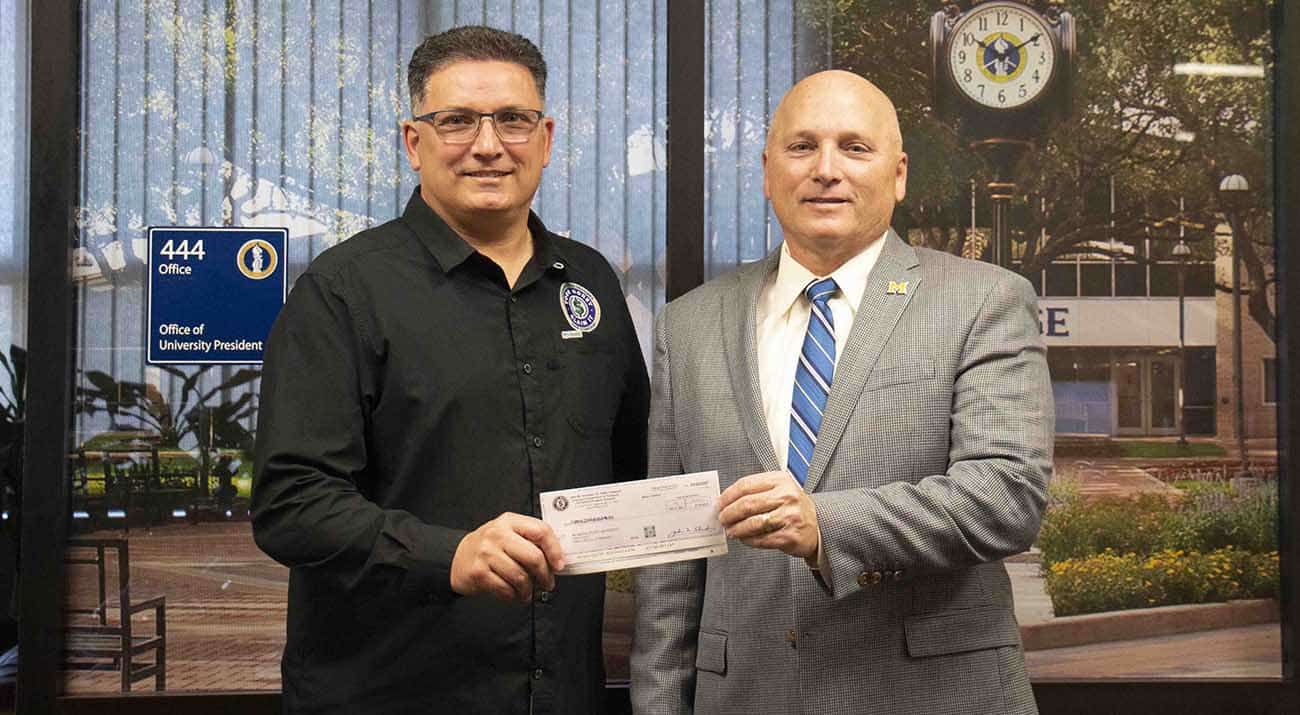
[870,571,883,584]
[856,572,871,588]
[893,570,905,581]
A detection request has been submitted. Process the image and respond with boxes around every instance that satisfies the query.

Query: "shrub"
[606,569,632,593]
[1037,493,1181,569]
[1037,486,1278,570]
[1177,486,1278,554]
[1044,547,1280,616]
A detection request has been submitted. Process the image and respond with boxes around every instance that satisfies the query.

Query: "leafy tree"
[806,0,1275,336]
[75,365,260,452]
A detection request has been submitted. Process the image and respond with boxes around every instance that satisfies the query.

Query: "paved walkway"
[64,523,286,694]
[61,449,1283,693]
[1026,624,1281,679]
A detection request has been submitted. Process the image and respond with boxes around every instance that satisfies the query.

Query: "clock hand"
[1013,33,1042,51]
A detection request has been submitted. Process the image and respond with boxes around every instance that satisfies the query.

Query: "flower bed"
[1038,482,1279,616]
[1044,547,1279,617]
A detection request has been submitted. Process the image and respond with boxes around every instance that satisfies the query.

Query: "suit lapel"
[804,231,921,492]
[723,253,782,474]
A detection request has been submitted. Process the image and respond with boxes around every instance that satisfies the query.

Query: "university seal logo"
[237,239,278,280]
[559,282,601,333]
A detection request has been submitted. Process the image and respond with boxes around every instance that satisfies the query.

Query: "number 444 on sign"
[159,239,206,261]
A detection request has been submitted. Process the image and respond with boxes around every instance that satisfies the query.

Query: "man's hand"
[450,512,566,603]
[718,471,819,560]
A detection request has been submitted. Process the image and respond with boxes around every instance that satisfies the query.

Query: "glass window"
[65,1,666,695]
[1115,260,1146,296]
[1184,347,1217,435]
[704,0,1281,685]
[1149,263,1179,296]
[1185,264,1215,296]
[1045,262,1077,297]
[0,0,27,670]
[1079,262,1112,296]
[1263,357,1277,406]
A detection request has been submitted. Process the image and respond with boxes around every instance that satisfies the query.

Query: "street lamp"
[1217,173,1251,478]
[1172,238,1191,446]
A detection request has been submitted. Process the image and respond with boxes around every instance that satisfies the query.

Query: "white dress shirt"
[756,235,885,471]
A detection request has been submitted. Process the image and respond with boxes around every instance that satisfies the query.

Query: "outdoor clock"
[948,1,1057,109]
[932,1,1075,137]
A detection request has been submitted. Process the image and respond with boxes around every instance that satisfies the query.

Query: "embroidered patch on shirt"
[560,282,601,334]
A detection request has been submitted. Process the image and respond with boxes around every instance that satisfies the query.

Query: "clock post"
[931,0,1075,267]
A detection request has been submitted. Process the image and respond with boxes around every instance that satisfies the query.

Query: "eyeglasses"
[412,108,545,144]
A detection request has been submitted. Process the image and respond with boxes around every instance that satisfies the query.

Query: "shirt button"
[538,590,552,603]
[510,295,518,304]
[532,436,544,448]
[786,630,797,648]
[522,362,533,375]
[532,668,544,680]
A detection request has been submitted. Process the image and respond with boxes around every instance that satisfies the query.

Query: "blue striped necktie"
[788,277,839,485]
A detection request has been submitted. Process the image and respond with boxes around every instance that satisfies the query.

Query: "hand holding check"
[450,512,566,603]
[718,471,820,560]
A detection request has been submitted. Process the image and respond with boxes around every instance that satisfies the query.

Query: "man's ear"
[402,121,422,171]
[762,150,771,200]
[894,151,908,203]
[540,116,556,168]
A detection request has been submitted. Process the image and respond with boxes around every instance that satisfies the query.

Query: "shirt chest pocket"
[553,336,623,437]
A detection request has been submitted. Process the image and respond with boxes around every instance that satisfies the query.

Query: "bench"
[98,447,201,525]
[63,537,166,691]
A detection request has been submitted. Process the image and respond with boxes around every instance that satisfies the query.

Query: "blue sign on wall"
[147,227,287,364]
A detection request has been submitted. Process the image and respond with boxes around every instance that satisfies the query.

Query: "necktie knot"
[805,277,839,307]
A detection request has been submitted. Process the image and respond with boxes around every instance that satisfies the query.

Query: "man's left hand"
[718,471,819,560]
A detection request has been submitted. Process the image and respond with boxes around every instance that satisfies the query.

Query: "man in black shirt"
[252,26,649,714]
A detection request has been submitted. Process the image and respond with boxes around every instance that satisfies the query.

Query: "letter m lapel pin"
[886,280,909,296]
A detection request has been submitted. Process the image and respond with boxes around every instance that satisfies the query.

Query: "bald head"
[762,70,908,276]
[768,70,903,154]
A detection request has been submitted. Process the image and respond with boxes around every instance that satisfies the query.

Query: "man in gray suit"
[631,70,1052,714]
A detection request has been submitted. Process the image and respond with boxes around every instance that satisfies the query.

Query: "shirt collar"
[766,230,888,317]
[400,188,572,274]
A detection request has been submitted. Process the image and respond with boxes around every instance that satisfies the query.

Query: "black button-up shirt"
[253,190,650,714]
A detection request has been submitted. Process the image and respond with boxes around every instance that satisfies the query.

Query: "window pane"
[1045,263,1077,297]
[65,1,666,695]
[1080,262,1112,296]
[1150,263,1180,296]
[1115,261,1146,297]
[702,0,1282,687]
[1263,358,1277,405]
[0,0,27,666]
[1186,264,1216,296]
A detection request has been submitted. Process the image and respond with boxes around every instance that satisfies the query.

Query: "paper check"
[540,470,728,575]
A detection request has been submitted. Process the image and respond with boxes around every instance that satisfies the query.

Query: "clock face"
[948,2,1056,110]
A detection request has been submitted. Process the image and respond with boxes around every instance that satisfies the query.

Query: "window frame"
[19,1,1300,713]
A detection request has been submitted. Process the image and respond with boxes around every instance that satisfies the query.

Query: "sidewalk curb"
[1020,598,1278,651]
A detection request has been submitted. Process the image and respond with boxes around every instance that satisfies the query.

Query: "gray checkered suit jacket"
[631,231,1052,714]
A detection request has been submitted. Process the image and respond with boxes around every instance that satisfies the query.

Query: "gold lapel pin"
[886,280,909,295]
